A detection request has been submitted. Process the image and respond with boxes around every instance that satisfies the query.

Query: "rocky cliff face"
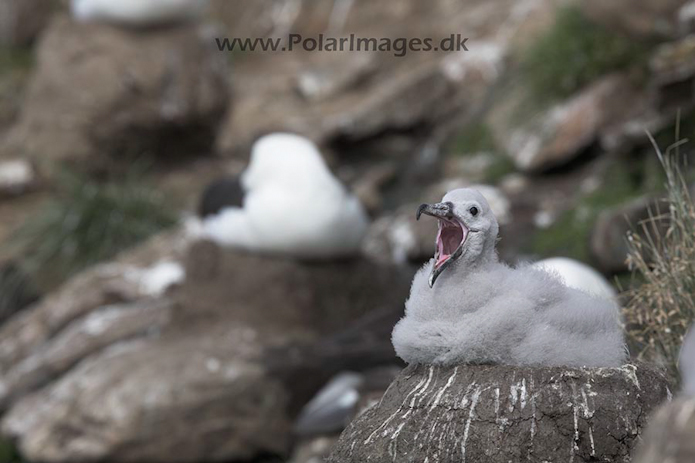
[328,363,672,463]
[0,233,412,463]
[0,16,231,172]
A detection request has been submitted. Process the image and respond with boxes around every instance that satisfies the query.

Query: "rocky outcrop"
[581,0,688,39]
[216,0,559,156]
[590,196,665,274]
[362,204,438,265]
[633,396,695,463]
[0,230,411,462]
[2,321,294,463]
[328,363,671,463]
[590,185,695,274]
[650,35,695,111]
[491,74,640,173]
[1,16,230,171]
[0,0,60,46]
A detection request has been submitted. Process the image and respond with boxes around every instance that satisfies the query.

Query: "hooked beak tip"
[416,204,428,221]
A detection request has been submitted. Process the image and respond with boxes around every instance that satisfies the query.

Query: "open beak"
[416,202,469,288]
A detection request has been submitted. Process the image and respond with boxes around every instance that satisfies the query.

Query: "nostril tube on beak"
[416,202,454,221]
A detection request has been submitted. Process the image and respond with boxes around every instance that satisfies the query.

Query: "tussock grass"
[0,262,39,321]
[0,437,22,463]
[13,170,178,285]
[623,133,695,378]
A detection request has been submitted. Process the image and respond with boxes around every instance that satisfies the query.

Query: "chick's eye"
[469,206,479,216]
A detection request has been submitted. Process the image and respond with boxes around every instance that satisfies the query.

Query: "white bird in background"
[294,372,364,436]
[392,188,626,368]
[532,257,617,301]
[200,133,369,259]
[71,0,208,27]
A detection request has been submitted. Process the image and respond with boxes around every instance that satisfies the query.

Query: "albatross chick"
[392,188,626,367]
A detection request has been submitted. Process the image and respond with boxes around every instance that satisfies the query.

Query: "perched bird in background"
[532,257,617,301]
[293,367,401,437]
[71,0,208,27]
[199,133,369,259]
[199,176,245,219]
[392,188,626,368]
[294,372,364,436]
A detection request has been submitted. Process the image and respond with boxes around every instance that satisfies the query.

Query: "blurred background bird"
[71,0,209,27]
[198,133,370,259]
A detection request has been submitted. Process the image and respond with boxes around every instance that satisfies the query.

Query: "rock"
[443,152,498,183]
[634,396,693,462]
[296,53,378,102]
[0,228,190,378]
[492,74,637,173]
[362,204,437,265]
[0,298,174,409]
[590,196,666,274]
[0,232,411,462]
[2,324,293,463]
[328,363,672,463]
[350,162,397,215]
[216,0,559,156]
[290,436,341,463]
[679,2,695,35]
[499,172,530,196]
[650,36,695,111]
[581,0,688,39]
[0,0,60,46]
[1,16,230,171]
[263,303,410,422]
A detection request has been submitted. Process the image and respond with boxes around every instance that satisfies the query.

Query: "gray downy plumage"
[392,188,626,368]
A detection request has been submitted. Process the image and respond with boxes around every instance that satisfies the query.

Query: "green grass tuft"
[521,6,651,103]
[623,134,695,379]
[0,263,39,321]
[451,122,497,156]
[0,438,23,463]
[0,47,33,76]
[484,155,516,184]
[13,170,178,285]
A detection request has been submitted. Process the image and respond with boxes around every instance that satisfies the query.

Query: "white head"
[242,133,336,193]
[416,188,499,287]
